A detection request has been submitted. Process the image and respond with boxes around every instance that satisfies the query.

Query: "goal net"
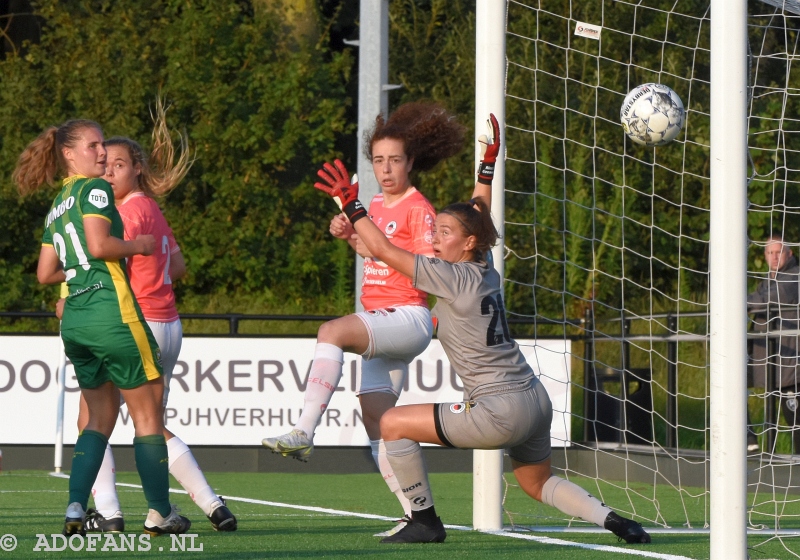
[501,0,800,553]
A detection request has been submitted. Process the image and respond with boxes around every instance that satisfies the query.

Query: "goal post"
[708,1,748,559]
[473,0,508,532]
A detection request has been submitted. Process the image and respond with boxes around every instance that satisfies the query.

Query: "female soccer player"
[262,102,464,534]
[74,101,237,533]
[313,114,652,545]
[14,119,190,536]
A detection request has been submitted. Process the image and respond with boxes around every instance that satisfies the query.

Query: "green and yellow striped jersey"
[42,176,146,330]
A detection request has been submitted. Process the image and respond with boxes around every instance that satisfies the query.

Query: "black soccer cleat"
[380,516,446,544]
[85,508,125,533]
[603,511,651,543]
[208,498,237,532]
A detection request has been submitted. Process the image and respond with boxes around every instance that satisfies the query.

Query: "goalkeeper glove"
[314,159,368,224]
[477,113,501,185]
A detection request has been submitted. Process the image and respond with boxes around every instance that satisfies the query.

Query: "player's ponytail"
[105,96,194,199]
[14,120,102,196]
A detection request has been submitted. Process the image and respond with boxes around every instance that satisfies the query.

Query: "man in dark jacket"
[748,233,800,455]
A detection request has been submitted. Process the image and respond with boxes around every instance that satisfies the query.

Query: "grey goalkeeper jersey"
[413,255,534,399]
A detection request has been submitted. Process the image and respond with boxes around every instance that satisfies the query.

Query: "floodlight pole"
[709,0,748,559]
[353,0,392,312]
[473,0,507,532]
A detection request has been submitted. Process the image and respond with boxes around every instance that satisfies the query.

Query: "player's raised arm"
[471,113,500,209]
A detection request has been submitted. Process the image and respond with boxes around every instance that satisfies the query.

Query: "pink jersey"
[118,192,180,322]
[361,187,435,310]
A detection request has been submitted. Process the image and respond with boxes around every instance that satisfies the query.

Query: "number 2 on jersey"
[162,235,172,285]
[481,294,511,346]
[52,222,91,281]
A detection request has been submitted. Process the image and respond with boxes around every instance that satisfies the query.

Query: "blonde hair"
[13,119,102,196]
[105,96,194,198]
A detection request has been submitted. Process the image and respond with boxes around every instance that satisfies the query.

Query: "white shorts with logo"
[354,305,433,397]
[434,378,553,464]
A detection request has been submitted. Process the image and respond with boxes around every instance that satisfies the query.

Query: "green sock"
[134,434,171,517]
[69,430,108,509]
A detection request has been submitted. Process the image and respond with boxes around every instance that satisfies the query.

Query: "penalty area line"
[49,472,690,559]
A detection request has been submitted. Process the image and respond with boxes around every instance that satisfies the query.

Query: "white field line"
[47,472,692,560]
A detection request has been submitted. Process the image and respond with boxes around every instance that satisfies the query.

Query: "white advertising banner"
[0,336,571,447]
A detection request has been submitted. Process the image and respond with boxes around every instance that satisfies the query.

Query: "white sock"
[92,444,121,517]
[384,438,434,512]
[294,343,344,437]
[167,436,220,516]
[541,476,612,527]
[370,438,412,516]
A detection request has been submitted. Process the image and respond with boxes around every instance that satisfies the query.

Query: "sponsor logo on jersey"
[385,220,397,235]
[364,258,390,277]
[424,231,433,245]
[788,394,798,412]
[45,196,75,228]
[88,189,109,208]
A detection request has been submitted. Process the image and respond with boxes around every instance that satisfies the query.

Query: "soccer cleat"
[603,511,651,544]
[380,516,446,544]
[143,505,192,536]
[208,498,237,532]
[261,429,314,462]
[63,502,86,536]
[748,442,760,453]
[85,508,125,533]
[374,514,411,537]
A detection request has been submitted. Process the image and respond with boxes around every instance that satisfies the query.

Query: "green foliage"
[0,0,355,312]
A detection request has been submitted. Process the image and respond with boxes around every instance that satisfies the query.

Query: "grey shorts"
[433,378,553,464]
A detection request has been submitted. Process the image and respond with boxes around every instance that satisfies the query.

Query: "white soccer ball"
[620,83,685,146]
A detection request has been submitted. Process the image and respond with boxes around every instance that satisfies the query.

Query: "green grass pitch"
[1,469,797,558]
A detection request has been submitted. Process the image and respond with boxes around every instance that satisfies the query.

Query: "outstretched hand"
[314,159,367,223]
[477,113,500,185]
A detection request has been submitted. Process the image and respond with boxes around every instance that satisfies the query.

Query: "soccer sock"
[91,444,121,517]
[541,475,612,527]
[294,343,344,437]
[371,438,412,516]
[133,434,171,518]
[167,436,220,516]
[69,430,109,510]
[384,439,435,516]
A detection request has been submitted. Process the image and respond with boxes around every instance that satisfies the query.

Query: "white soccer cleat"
[63,502,86,536]
[374,514,411,537]
[143,505,191,536]
[261,429,314,462]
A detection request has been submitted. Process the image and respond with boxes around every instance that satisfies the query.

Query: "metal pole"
[354,0,390,313]
[709,0,748,558]
[473,0,507,532]
[667,314,678,448]
[583,308,595,442]
[53,345,67,473]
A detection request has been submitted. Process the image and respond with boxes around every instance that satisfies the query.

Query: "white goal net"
[500,0,800,554]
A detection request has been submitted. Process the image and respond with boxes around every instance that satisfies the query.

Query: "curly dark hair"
[363,102,465,172]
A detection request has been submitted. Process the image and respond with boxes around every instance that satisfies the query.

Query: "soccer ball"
[620,83,685,146]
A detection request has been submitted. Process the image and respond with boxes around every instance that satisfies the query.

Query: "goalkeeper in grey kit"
[314,114,651,545]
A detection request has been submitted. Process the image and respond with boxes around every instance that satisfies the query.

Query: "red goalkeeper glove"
[314,159,367,224]
[477,113,500,185]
